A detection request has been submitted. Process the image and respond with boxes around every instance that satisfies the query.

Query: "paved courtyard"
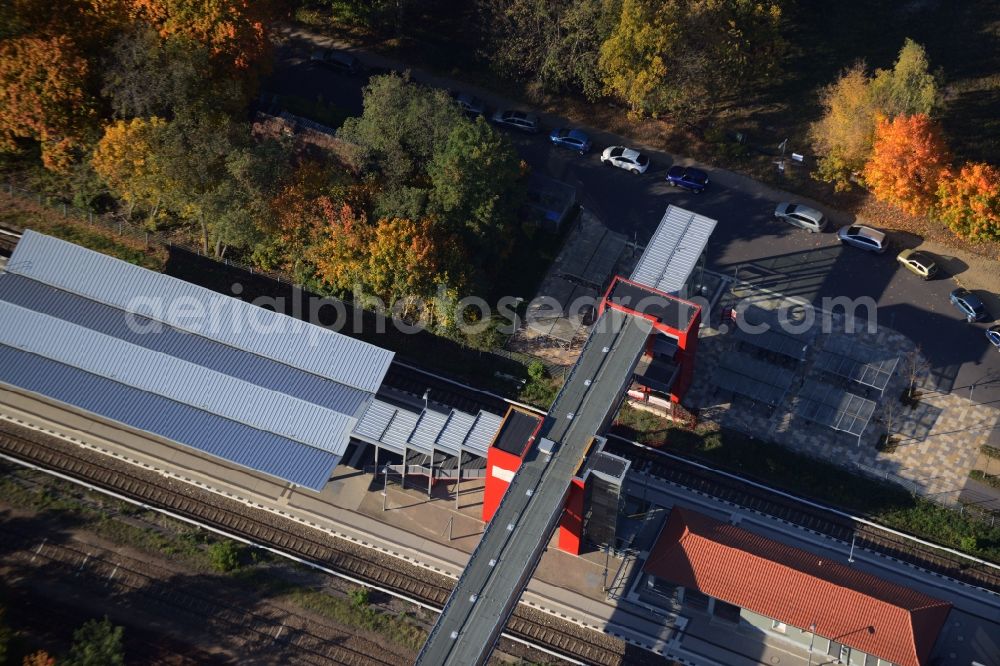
[687,279,999,502]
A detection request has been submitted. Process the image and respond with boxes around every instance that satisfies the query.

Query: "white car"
[601,146,650,174]
[774,202,826,233]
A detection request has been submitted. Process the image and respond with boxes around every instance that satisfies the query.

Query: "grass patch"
[0,193,166,271]
[613,406,1000,562]
[970,469,1000,489]
[518,361,562,409]
[287,587,426,651]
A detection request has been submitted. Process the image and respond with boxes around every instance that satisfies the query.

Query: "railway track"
[0,522,405,666]
[0,426,634,666]
[606,435,1000,593]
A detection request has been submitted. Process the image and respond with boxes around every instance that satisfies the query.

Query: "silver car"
[491,109,540,133]
[774,202,826,232]
[837,224,887,253]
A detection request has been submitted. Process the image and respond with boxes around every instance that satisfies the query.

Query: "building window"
[771,620,787,633]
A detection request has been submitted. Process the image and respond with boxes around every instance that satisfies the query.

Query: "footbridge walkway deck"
[415,308,651,666]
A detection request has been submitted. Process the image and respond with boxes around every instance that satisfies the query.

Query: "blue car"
[666,165,709,193]
[549,127,591,155]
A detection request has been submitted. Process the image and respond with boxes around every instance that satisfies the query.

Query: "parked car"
[549,127,591,155]
[774,202,826,233]
[600,146,650,174]
[987,325,1000,350]
[453,92,487,118]
[309,49,362,75]
[837,224,887,253]
[666,166,709,193]
[949,288,988,322]
[491,109,540,133]
[896,249,939,280]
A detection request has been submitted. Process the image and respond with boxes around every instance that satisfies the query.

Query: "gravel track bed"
[1,420,643,664]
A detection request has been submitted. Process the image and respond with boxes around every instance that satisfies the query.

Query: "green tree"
[871,38,939,118]
[65,617,124,666]
[338,74,464,189]
[427,117,523,258]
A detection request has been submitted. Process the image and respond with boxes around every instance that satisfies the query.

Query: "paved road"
[265,40,1000,416]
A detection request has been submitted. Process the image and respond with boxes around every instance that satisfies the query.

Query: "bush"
[982,444,1000,460]
[348,586,370,608]
[208,540,244,572]
[876,433,899,454]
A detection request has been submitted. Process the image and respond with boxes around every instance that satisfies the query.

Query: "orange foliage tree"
[130,0,276,71]
[863,113,949,216]
[22,651,55,666]
[0,35,95,171]
[936,162,1000,242]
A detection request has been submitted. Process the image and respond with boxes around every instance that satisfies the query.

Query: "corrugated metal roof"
[0,300,356,455]
[7,231,393,393]
[0,346,340,490]
[352,399,502,457]
[644,508,951,666]
[436,411,478,454]
[0,273,369,418]
[630,205,717,295]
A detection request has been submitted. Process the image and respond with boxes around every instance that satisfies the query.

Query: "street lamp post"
[808,622,817,666]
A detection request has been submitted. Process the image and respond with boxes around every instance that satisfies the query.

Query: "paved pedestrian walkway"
[688,284,999,503]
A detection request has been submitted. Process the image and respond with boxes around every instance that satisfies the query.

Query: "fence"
[853,461,998,526]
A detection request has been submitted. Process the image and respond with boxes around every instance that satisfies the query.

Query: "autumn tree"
[308,201,374,296]
[937,162,1000,242]
[0,35,96,171]
[809,62,878,189]
[811,39,939,190]
[130,0,277,72]
[864,114,949,216]
[22,651,56,666]
[597,0,674,115]
[92,116,169,222]
[598,0,783,117]
[365,217,441,305]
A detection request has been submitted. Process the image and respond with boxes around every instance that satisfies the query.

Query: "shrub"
[208,540,243,572]
[348,586,370,608]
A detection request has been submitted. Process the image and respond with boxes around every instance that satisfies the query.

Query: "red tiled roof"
[643,508,951,666]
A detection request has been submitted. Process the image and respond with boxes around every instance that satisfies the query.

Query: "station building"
[640,508,951,666]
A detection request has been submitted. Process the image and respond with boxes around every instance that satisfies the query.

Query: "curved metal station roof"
[0,231,394,490]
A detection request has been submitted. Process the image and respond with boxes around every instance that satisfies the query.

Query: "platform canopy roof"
[816,337,898,393]
[631,205,717,295]
[793,380,876,440]
[644,508,951,666]
[712,351,796,407]
[0,231,395,490]
[353,395,505,458]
